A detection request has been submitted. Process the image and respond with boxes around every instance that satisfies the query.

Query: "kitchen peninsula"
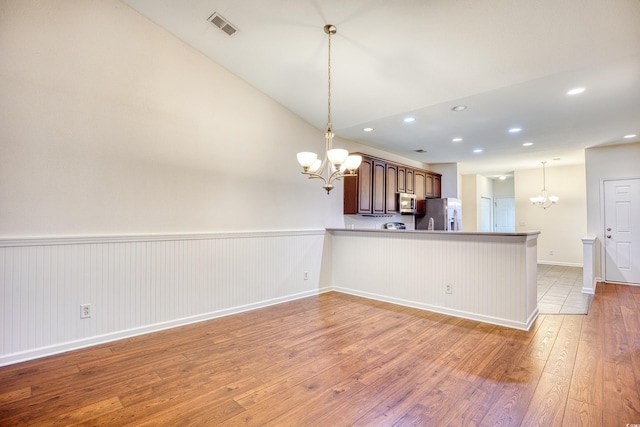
[328,228,540,330]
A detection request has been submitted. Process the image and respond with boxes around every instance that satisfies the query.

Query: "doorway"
[480,197,492,232]
[604,178,640,284]
[494,197,515,233]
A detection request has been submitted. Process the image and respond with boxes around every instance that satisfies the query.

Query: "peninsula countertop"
[328,226,540,330]
[327,228,540,237]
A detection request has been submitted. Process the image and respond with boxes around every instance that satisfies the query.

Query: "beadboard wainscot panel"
[329,229,539,330]
[0,230,329,366]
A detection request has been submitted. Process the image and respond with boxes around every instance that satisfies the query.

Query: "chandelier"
[530,161,559,209]
[296,25,362,194]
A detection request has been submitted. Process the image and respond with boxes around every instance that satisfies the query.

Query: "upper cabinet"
[343,153,442,215]
[397,167,406,194]
[385,164,399,213]
[425,173,434,197]
[433,174,441,198]
[406,169,414,194]
[372,160,386,214]
[344,157,372,214]
[424,172,441,198]
[414,170,426,200]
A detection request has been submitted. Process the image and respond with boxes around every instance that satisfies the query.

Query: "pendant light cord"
[327,27,332,132]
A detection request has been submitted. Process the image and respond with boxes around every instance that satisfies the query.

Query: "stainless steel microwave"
[398,192,417,214]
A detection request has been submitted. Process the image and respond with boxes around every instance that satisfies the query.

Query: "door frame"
[494,196,515,233]
[601,176,640,285]
[480,196,492,232]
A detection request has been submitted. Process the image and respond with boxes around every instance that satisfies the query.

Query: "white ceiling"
[122,0,640,176]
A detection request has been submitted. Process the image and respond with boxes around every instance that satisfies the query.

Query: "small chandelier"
[530,161,559,209]
[297,24,362,194]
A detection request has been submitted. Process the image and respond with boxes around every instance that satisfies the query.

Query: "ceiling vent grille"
[207,12,238,36]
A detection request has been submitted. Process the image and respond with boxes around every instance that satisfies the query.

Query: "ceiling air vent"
[207,12,238,36]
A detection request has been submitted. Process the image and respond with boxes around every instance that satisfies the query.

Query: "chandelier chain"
[295,24,361,194]
[327,28,332,131]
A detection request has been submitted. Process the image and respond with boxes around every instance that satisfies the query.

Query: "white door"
[480,197,492,232]
[604,178,640,284]
[494,197,515,233]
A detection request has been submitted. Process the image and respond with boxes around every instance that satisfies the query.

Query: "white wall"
[515,163,586,266]
[0,0,351,237]
[429,163,460,198]
[0,0,422,365]
[493,177,515,197]
[585,141,640,279]
[461,174,493,232]
[462,164,586,266]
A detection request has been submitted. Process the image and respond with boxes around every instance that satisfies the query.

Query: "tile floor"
[537,264,592,314]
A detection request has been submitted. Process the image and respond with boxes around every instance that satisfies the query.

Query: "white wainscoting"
[581,235,598,294]
[330,229,539,330]
[0,230,329,366]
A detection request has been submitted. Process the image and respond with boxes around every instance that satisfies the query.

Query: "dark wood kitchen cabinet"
[406,169,414,194]
[425,172,442,198]
[372,160,386,214]
[414,170,426,200]
[434,174,441,198]
[343,153,441,215]
[385,164,399,213]
[344,156,372,214]
[397,167,406,193]
[425,173,434,198]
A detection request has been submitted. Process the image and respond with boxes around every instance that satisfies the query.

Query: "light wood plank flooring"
[1,282,639,426]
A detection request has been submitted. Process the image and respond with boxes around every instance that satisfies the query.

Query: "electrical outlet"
[303,271,309,280]
[446,284,452,294]
[549,250,554,256]
[80,304,91,319]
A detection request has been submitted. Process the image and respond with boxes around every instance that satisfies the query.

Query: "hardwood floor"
[1,282,639,426]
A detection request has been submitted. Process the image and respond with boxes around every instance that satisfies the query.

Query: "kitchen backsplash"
[343,214,415,230]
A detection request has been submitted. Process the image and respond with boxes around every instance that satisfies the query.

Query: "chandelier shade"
[296,24,362,194]
[530,161,559,209]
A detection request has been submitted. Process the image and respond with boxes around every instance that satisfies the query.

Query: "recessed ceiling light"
[499,176,507,180]
[363,127,374,132]
[473,149,483,153]
[451,105,467,111]
[403,117,416,123]
[508,127,522,133]
[452,137,463,142]
[623,134,637,139]
[567,87,586,95]
[522,142,534,147]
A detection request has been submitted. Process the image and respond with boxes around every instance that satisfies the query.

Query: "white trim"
[581,235,597,294]
[537,260,583,267]
[601,177,640,285]
[1,286,332,367]
[333,287,538,331]
[0,230,330,367]
[604,280,640,287]
[0,229,326,248]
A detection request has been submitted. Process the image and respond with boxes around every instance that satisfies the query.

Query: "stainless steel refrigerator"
[416,198,462,231]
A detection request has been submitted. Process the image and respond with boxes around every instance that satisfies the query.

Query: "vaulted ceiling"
[122,0,640,176]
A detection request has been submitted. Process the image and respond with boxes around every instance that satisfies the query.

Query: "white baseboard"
[537,260,583,267]
[0,287,332,367]
[333,286,536,331]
